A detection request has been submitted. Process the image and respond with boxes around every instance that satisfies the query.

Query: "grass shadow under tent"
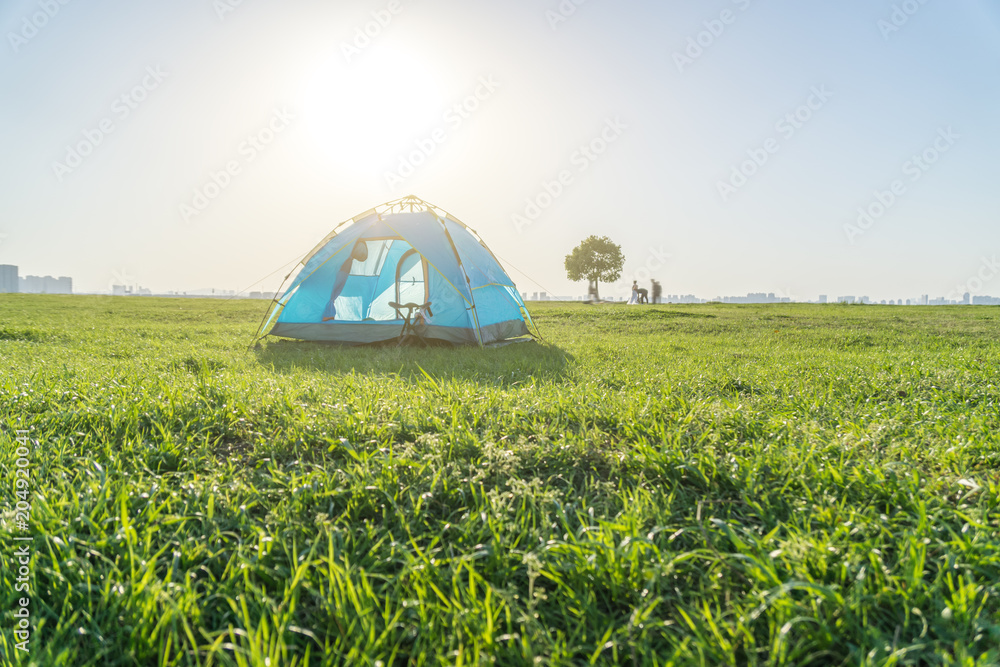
[253,337,574,385]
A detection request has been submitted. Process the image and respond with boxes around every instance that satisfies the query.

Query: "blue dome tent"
[254,196,539,346]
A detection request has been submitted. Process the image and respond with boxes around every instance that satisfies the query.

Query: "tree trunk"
[589,277,600,301]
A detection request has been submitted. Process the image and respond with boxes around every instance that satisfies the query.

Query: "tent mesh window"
[348,239,391,277]
[332,239,429,322]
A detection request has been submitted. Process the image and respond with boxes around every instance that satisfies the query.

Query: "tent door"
[395,248,428,308]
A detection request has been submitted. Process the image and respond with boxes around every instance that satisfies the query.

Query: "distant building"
[20,276,41,293]
[720,293,789,304]
[666,294,704,304]
[112,284,152,296]
[0,265,17,293]
[19,275,72,294]
[818,295,827,303]
[837,296,854,304]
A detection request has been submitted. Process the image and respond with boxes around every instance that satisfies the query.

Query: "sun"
[297,44,448,174]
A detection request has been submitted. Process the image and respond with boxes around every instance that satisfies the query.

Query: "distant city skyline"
[4,262,1000,306]
[0,264,72,294]
[519,289,1000,306]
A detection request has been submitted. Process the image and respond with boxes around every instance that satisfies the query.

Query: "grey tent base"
[483,337,536,348]
[268,319,530,346]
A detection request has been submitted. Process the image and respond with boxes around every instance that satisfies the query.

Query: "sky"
[1,0,999,302]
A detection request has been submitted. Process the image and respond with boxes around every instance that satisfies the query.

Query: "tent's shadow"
[253,338,574,385]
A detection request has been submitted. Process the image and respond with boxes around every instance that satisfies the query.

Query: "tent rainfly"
[254,196,539,347]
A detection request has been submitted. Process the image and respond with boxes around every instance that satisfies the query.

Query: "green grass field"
[1,295,999,666]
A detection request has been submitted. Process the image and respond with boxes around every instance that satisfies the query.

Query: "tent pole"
[437,216,484,346]
[249,275,289,349]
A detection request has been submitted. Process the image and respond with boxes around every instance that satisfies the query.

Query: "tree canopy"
[564,236,624,300]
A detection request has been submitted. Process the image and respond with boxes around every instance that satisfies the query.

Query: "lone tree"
[564,235,624,301]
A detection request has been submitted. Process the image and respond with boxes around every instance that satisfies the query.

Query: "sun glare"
[298,45,448,173]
